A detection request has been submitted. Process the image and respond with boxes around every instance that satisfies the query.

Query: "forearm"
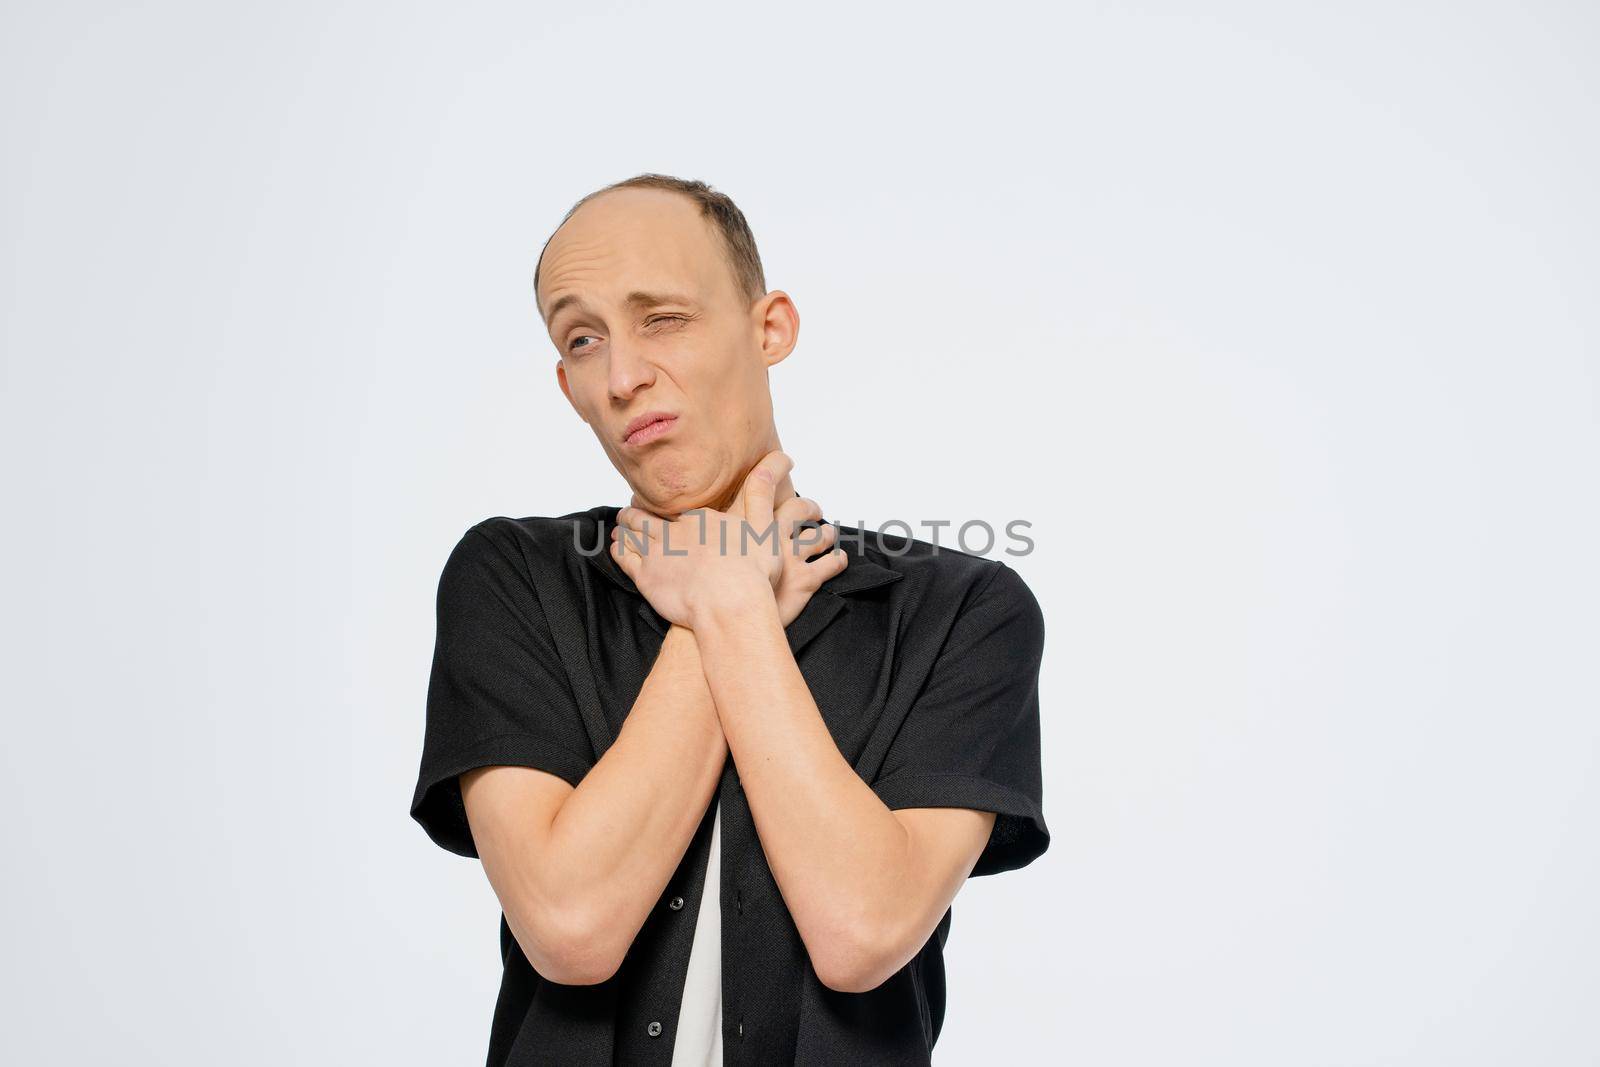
[692,584,915,985]
[540,624,726,963]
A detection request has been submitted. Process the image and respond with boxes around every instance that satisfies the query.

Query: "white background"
[3,2,1597,1064]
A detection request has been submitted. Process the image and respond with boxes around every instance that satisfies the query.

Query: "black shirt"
[410,504,1050,1066]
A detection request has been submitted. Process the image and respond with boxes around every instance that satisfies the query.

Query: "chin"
[628,465,695,514]
[633,462,731,516]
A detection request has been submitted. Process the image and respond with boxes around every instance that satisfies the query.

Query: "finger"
[776,495,823,541]
[795,520,838,560]
[732,462,798,523]
[806,542,849,583]
[617,506,651,532]
[741,451,793,531]
[610,535,634,569]
[619,507,666,541]
[615,508,656,554]
[787,512,829,556]
[736,451,791,515]
[677,508,711,543]
[776,494,823,523]
[629,495,677,523]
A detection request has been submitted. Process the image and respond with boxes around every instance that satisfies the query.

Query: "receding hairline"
[532,174,767,325]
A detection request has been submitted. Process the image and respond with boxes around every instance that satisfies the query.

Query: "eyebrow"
[545,290,698,331]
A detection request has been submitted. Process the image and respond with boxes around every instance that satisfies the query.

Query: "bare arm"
[693,583,993,994]
[610,453,995,993]
[460,623,724,985]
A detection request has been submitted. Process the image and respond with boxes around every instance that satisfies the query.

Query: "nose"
[607,337,657,401]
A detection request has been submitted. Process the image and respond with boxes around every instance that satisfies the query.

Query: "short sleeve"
[870,561,1050,877]
[409,523,597,858]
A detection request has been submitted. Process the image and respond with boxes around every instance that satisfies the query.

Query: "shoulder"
[448,505,613,566]
[434,506,615,604]
[850,523,1038,606]
[848,524,1045,651]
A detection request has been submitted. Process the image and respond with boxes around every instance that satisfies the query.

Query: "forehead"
[538,189,729,320]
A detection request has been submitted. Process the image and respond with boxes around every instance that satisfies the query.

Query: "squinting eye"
[568,316,684,354]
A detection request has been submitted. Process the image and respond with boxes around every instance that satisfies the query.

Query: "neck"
[704,460,797,514]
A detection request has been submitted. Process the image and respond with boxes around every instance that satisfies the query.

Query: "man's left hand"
[613,452,846,629]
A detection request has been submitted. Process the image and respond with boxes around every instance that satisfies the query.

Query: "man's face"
[538,188,793,516]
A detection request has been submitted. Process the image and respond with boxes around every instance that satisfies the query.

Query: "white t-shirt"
[671,798,724,1065]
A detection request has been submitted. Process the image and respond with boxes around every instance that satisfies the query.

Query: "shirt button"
[668,895,685,911]
[647,1021,663,1038]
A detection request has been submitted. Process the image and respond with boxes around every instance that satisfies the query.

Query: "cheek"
[561,364,598,407]
[683,343,752,397]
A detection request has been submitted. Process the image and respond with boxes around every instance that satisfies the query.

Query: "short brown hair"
[533,173,768,321]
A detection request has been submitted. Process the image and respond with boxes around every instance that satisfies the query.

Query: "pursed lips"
[621,412,678,447]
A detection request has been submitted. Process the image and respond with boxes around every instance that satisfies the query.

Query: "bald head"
[537,183,801,516]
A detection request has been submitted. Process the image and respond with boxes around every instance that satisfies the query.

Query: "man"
[410,174,1049,1066]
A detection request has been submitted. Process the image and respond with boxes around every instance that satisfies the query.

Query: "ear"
[555,360,588,423]
[752,290,799,369]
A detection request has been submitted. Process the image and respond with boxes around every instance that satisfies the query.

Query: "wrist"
[689,574,778,632]
[662,622,700,654]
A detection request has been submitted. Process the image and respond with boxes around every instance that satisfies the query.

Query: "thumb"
[741,450,793,530]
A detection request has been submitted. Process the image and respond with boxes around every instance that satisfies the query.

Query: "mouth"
[621,411,679,447]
